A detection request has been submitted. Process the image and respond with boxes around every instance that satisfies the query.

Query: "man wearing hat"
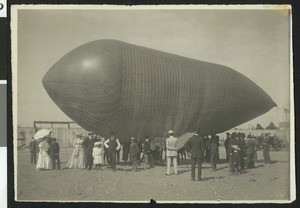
[224,132,231,161]
[228,132,238,173]
[262,133,272,164]
[129,137,140,171]
[82,132,95,170]
[245,137,256,169]
[165,130,178,175]
[185,131,205,181]
[104,131,121,172]
[237,133,246,170]
[209,135,219,171]
[29,137,37,164]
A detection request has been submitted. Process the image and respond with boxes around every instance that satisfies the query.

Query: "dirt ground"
[16,147,290,202]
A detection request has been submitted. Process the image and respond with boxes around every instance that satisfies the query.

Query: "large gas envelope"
[42,39,276,139]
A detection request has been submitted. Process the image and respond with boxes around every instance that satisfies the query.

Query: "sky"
[15,6,291,129]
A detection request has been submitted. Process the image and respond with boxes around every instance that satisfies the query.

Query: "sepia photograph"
[11,5,294,203]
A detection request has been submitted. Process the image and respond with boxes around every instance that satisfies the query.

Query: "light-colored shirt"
[166,136,178,157]
[104,137,121,150]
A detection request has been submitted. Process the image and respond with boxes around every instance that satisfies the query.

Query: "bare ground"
[15,147,290,202]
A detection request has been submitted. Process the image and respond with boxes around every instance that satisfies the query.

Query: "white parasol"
[33,129,52,140]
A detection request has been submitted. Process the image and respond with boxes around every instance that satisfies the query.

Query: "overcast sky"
[15,7,291,129]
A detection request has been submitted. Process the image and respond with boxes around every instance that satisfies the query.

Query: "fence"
[17,126,87,149]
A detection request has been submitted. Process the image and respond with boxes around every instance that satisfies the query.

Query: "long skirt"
[36,150,52,170]
[66,148,84,169]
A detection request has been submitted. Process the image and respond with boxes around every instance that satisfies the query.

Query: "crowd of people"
[224,132,274,174]
[28,130,279,181]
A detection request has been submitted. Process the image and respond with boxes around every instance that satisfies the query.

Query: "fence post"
[67,123,70,148]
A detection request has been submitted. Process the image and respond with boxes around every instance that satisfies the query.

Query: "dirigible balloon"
[42,39,276,139]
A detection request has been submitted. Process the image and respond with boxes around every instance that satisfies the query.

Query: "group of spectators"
[224,132,274,174]
[28,130,281,182]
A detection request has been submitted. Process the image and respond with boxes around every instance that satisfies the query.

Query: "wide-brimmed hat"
[168,130,174,134]
[231,145,241,151]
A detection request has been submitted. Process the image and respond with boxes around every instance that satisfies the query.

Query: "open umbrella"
[33,129,52,140]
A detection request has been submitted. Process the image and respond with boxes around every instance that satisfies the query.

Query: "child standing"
[93,142,104,170]
[129,137,140,172]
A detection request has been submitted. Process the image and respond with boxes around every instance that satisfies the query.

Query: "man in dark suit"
[203,136,210,162]
[143,137,154,169]
[185,131,205,181]
[49,138,60,170]
[245,137,256,169]
[82,132,95,170]
[237,133,246,170]
[122,138,130,166]
[29,137,37,164]
[209,135,219,171]
[224,132,231,161]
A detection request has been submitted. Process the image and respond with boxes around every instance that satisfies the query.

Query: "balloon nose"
[42,40,124,130]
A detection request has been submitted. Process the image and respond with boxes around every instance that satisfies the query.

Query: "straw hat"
[231,145,241,151]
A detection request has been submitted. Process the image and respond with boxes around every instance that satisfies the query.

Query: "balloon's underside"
[43,40,276,139]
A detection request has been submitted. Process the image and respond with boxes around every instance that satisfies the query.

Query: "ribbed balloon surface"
[42,39,276,139]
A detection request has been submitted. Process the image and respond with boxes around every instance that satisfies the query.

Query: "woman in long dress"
[36,138,52,170]
[66,137,84,169]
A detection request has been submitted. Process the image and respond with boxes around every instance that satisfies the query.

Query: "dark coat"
[238,137,246,155]
[129,143,140,156]
[50,142,60,156]
[224,137,231,149]
[209,139,219,153]
[143,140,151,155]
[29,140,37,152]
[82,137,94,155]
[185,134,205,158]
[238,138,246,150]
[245,139,256,154]
[263,136,272,151]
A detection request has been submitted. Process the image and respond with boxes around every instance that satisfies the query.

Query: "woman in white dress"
[36,138,52,170]
[66,137,84,169]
